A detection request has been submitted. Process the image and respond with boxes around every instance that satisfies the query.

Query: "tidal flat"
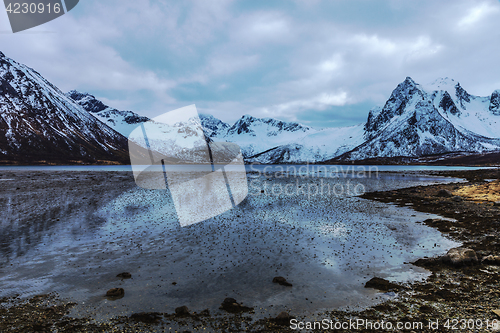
[0,168,494,332]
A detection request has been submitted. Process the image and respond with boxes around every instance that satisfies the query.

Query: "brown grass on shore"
[453,180,500,202]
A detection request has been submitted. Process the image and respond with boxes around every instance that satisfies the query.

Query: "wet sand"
[0,169,498,332]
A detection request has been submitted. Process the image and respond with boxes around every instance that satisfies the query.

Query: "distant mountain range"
[1,50,499,165]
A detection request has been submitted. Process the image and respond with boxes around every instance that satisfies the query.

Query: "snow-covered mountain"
[137,112,241,165]
[211,115,313,157]
[0,51,131,164]
[199,113,230,138]
[67,93,332,163]
[67,92,226,163]
[67,90,149,138]
[67,76,500,164]
[335,77,500,161]
[3,47,497,165]
[241,124,365,163]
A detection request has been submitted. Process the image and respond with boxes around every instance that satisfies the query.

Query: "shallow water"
[0,164,493,172]
[0,170,462,321]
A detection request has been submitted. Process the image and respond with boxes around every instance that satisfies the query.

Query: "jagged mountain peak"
[67,90,149,137]
[67,89,91,99]
[365,77,482,138]
[67,90,108,113]
[427,77,456,89]
[347,77,500,161]
[403,76,417,86]
[364,77,425,136]
[240,114,254,120]
[0,51,5,58]
[199,113,230,138]
[67,90,96,102]
[227,115,257,135]
[393,76,420,96]
[227,114,310,137]
[199,113,222,120]
[424,77,471,106]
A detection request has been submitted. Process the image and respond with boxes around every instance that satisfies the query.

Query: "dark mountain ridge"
[0,52,131,164]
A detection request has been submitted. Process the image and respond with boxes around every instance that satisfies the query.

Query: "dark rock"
[364,277,405,292]
[494,201,500,206]
[219,298,253,313]
[441,247,478,266]
[440,91,461,116]
[490,89,500,115]
[437,189,453,197]
[130,312,161,323]
[175,306,190,316]
[199,309,210,316]
[482,255,500,265]
[452,196,463,202]
[434,289,457,301]
[413,257,441,267]
[106,288,124,297]
[373,304,395,312]
[272,276,293,287]
[116,272,131,279]
[271,311,295,326]
[419,305,434,313]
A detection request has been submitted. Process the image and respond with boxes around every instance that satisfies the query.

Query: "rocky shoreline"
[1,168,500,332]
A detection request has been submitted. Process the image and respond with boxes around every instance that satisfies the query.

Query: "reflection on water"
[0,170,461,321]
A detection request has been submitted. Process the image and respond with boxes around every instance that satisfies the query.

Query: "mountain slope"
[67,94,326,163]
[67,90,149,138]
[199,113,230,138]
[211,114,315,158]
[0,51,130,164]
[245,124,365,163]
[67,92,226,162]
[336,77,500,161]
[65,76,500,164]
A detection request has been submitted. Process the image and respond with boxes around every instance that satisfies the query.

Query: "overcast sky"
[1,0,500,128]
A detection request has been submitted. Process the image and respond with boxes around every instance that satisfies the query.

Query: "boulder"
[175,306,190,316]
[117,272,131,279]
[106,288,124,297]
[272,276,293,287]
[482,255,500,265]
[364,277,405,292]
[271,311,295,326]
[130,312,161,323]
[413,257,441,268]
[441,248,478,266]
[437,189,453,197]
[199,309,210,316]
[219,298,253,313]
